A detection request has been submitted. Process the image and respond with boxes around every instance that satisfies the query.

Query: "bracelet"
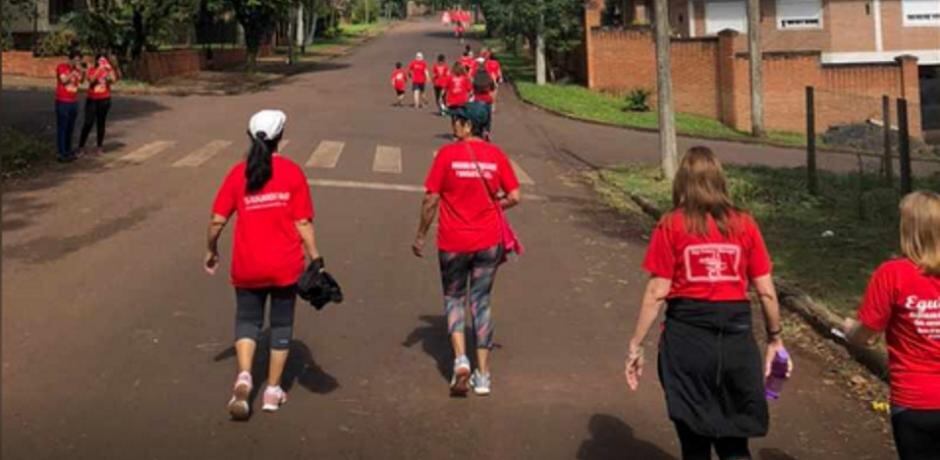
[766,327,783,338]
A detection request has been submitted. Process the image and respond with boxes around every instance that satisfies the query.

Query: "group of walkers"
[441,7,472,40]
[54,50,117,163]
[391,45,502,139]
[197,28,939,460]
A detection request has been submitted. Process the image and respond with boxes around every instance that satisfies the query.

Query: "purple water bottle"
[765,349,790,400]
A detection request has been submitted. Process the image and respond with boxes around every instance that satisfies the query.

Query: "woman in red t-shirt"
[844,191,940,460]
[391,62,408,107]
[432,54,451,115]
[79,54,117,156]
[54,50,85,162]
[624,147,787,459]
[443,63,472,114]
[412,101,521,397]
[205,110,322,420]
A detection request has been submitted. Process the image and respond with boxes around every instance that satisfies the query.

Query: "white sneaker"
[470,370,491,396]
[262,385,287,412]
[227,371,252,420]
[450,355,471,397]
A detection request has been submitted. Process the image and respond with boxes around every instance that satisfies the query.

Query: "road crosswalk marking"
[511,159,535,185]
[118,141,175,164]
[306,141,344,168]
[373,145,402,174]
[172,140,231,167]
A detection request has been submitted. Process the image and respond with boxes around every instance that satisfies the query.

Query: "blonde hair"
[671,146,742,236]
[900,191,940,275]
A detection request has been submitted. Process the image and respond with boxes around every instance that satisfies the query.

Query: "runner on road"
[413,101,522,397]
[54,50,85,163]
[471,60,496,140]
[484,52,503,86]
[391,62,408,107]
[78,54,117,156]
[844,191,940,460]
[432,54,451,115]
[459,51,476,76]
[408,52,431,109]
[205,110,323,420]
[624,146,788,460]
[443,63,472,115]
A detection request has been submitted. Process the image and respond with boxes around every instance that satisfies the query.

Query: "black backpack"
[472,68,494,94]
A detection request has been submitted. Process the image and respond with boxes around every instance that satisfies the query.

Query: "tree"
[746,0,764,137]
[227,0,291,67]
[1,0,37,50]
[653,0,677,179]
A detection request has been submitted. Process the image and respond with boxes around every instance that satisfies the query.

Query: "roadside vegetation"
[0,126,53,179]
[593,164,940,317]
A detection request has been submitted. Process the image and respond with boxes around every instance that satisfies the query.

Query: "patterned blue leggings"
[438,245,502,349]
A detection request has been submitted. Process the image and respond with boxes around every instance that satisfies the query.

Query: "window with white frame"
[903,0,940,26]
[776,0,823,29]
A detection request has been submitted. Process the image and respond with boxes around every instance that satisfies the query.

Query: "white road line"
[511,159,535,185]
[172,140,232,167]
[117,141,175,164]
[373,145,402,174]
[306,140,344,168]
[307,179,546,200]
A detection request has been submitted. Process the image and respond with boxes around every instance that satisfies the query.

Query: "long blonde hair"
[900,191,940,275]
[671,146,742,236]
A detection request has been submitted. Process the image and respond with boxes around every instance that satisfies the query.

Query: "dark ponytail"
[245,131,279,193]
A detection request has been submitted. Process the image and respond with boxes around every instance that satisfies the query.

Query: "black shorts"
[413,83,426,92]
[395,89,405,96]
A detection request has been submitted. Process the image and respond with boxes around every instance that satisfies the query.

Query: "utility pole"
[535,0,547,85]
[746,0,765,137]
[654,0,678,179]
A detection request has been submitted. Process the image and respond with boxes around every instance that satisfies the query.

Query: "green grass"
[596,164,940,316]
[1,126,53,178]
[487,39,818,148]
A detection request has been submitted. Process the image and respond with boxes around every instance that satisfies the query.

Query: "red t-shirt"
[642,211,772,302]
[444,75,473,107]
[432,63,451,88]
[408,60,428,84]
[55,63,81,103]
[86,67,112,100]
[485,60,502,82]
[391,69,408,91]
[474,87,494,104]
[459,56,476,75]
[212,155,314,288]
[424,140,520,252]
[858,258,940,409]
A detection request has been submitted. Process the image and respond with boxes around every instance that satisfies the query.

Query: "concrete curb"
[600,177,891,382]
[503,78,940,165]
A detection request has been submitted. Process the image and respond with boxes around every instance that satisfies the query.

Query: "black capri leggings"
[79,97,112,148]
[235,285,297,350]
[675,421,751,460]
[892,407,940,460]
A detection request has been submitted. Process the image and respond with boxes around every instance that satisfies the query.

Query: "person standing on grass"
[443,62,472,115]
[205,110,323,420]
[78,54,117,156]
[54,50,85,163]
[412,102,521,397]
[408,52,431,109]
[624,146,789,460]
[391,62,408,107]
[844,191,940,460]
[432,54,451,115]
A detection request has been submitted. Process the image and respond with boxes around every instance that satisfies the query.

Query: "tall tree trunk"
[296,3,305,47]
[535,0,546,85]
[746,0,765,137]
[654,0,677,180]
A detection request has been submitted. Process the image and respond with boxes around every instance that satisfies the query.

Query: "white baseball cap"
[476,57,485,63]
[416,52,424,60]
[248,109,286,140]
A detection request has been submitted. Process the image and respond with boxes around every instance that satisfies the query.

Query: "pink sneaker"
[227,371,252,420]
[262,385,287,412]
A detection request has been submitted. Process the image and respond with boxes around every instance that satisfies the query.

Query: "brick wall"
[584,26,924,137]
[2,51,68,78]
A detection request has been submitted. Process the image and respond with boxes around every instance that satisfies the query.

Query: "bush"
[0,126,53,178]
[34,30,78,57]
[623,88,651,112]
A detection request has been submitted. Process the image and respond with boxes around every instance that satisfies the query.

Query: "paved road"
[3,20,895,459]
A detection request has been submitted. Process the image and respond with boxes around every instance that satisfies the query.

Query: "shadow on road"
[213,332,340,408]
[402,315,452,382]
[759,448,799,460]
[576,414,676,460]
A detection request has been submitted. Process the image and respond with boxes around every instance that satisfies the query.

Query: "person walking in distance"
[78,54,117,156]
[624,146,789,460]
[432,54,451,115]
[54,50,85,163]
[391,62,408,107]
[412,102,521,397]
[459,50,476,76]
[443,63,472,115]
[408,52,431,109]
[205,110,323,420]
[843,191,940,460]
[471,59,496,140]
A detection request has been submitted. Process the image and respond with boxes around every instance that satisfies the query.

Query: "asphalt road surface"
[3,20,897,460]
